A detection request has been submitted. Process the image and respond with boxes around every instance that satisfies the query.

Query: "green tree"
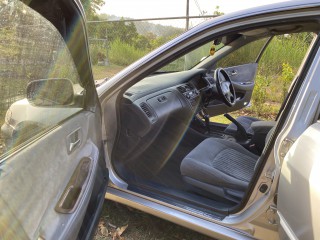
[106,19,138,43]
[213,6,224,16]
[80,0,104,20]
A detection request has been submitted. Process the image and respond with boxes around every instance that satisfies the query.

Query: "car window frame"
[0,0,97,159]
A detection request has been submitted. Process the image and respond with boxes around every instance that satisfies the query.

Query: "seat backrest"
[250,121,276,153]
[254,126,275,171]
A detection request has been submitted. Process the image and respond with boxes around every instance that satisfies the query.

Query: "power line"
[87,15,218,24]
[194,0,203,15]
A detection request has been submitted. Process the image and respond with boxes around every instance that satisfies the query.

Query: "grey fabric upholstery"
[251,121,276,153]
[224,116,261,135]
[180,138,259,200]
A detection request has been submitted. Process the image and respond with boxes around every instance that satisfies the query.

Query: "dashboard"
[113,63,257,173]
[114,69,216,164]
[122,69,213,126]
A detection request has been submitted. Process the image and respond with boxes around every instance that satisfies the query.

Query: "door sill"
[106,186,253,240]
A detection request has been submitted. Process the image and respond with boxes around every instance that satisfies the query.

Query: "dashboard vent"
[140,103,152,118]
[185,83,194,90]
[124,92,133,97]
[177,85,186,93]
[178,84,193,93]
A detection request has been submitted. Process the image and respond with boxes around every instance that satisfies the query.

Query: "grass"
[94,200,215,240]
[210,115,231,124]
[92,65,125,80]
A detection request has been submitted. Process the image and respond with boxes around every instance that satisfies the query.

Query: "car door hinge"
[279,138,294,161]
[265,169,275,180]
[266,205,278,225]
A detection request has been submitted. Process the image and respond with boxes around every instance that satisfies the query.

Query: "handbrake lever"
[224,113,248,142]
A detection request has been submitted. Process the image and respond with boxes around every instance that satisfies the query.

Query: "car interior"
[108,23,318,217]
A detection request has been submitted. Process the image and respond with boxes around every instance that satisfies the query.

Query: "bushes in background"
[108,39,148,66]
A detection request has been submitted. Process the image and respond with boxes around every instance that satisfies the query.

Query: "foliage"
[80,0,104,20]
[251,75,268,116]
[89,43,107,65]
[213,6,224,16]
[108,39,148,66]
[280,63,294,101]
[216,39,267,68]
[88,15,183,66]
[259,34,309,76]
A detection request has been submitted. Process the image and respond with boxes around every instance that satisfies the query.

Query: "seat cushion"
[180,138,259,193]
[224,116,261,135]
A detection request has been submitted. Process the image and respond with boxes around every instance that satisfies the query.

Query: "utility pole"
[184,0,190,70]
[185,0,189,31]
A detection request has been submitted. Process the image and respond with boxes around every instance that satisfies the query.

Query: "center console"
[177,83,200,108]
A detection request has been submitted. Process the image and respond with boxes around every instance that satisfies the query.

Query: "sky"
[99,0,290,28]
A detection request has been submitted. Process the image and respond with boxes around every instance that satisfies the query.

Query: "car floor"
[128,126,238,210]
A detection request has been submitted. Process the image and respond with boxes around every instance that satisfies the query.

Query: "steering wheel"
[214,68,236,107]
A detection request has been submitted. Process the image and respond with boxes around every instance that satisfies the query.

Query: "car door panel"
[0,111,103,240]
[277,122,320,240]
[206,63,258,116]
[0,1,107,239]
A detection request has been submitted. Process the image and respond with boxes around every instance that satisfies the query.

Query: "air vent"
[124,92,133,97]
[178,84,194,93]
[185,83,194,90]
[140,103,152,118]
[177,86,186,93]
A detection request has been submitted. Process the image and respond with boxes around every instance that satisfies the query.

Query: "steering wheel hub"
[214,68,236,107]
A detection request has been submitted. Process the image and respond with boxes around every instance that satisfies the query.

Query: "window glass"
[211,32,315,124]
[0,1,84,156]
[159,41,224,72]
[216,38,268,68]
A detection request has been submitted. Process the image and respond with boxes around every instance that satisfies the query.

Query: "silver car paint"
[278,122,320,240]
[96,1,320,239]
[274,34,320,239]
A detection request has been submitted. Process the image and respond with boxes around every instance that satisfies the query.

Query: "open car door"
[204,37,271,117]
[277,122,320,239]
[0,0,107,239]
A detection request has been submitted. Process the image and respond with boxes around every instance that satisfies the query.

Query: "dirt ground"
[94,200,215,240]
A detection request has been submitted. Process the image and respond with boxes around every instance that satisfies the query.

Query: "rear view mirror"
[27,78,74,106]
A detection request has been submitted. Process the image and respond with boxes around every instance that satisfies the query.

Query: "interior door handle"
[230,70,237,76]
[67,128,81,154]
[69,139,80,152]
[55,158,92,213]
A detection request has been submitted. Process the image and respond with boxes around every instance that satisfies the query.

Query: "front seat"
[180,134,272,202]
[224,116,261,136]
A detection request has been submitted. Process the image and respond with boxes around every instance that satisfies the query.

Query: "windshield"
[158,41,224,72]
[157,35,269,73]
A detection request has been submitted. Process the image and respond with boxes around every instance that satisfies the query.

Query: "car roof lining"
[240,21,320,37]
[195,21,320,70]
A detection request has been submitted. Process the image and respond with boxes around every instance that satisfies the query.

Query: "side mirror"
[27,78,74,106]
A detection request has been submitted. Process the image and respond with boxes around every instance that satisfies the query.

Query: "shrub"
[89,44,107,65]
[251,74,268,116]
[259,35,309,76]
[108,39,148,66]
[280,63,294,101]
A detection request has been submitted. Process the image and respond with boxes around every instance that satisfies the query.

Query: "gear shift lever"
[200,108,211,133]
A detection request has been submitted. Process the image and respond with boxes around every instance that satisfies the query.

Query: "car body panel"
[0,0,107,239]
[0,112,102,239]
[278,122,320,240]
[2,0,320,239]
[98,1,320,239]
